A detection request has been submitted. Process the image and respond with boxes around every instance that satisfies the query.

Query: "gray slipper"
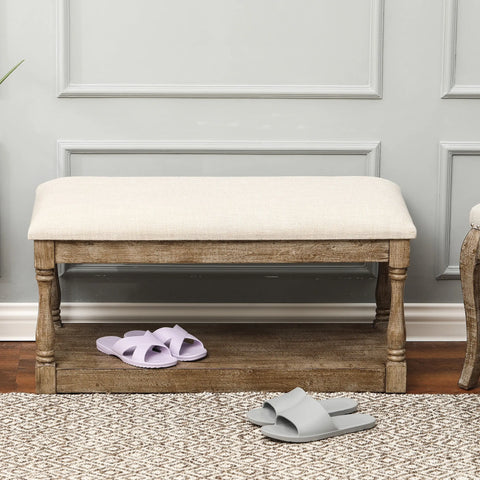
[261,395,376,443]
[246,387,358,426]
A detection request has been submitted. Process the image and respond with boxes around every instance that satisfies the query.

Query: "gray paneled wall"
[0,0,479,303]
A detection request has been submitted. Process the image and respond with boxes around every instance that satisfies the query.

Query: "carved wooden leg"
[375,262,391,324]
[386,240,409,393]
[51,264,62,328]
[34,241,56,394]
[458,228,480,389]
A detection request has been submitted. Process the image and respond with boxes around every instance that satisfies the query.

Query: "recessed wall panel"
[448,155,480,263]
[442,0,480,97]
[454,0,480,85]
[59,0,383,97]
[69,153,368,177]
[437,143,480,278]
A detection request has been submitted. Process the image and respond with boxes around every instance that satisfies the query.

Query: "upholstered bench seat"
[28,176,416,241]
[29,175,416,394]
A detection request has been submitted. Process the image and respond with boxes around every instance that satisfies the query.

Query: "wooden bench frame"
[34,238,410,394]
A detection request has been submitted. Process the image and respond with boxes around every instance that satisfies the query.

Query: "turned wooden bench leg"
[386,240,409,393]
[51,264,62,328]
[35,241,56,393]
[458,228,480,389]
[375,262,391,324]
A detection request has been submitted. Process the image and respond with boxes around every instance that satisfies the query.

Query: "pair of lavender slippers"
[247,388,376,443]
[96,325,207,368]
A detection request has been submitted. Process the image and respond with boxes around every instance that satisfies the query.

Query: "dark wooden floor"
[1,341,479,393]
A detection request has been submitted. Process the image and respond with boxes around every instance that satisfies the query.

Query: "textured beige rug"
[0,392,479,480]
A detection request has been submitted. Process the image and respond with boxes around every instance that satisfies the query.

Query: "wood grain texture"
[34,241,56,394]
[458,228,480,389]
[388,240,410,268]
[386,240,410,392]
[407,341,480,394]
[51,264,62,328]
[2,341,476,394]
[0,344,21,392]
[375,262,390,323]
[15,343,36,393]
[34,238,410,393]
[34,241,55,269]
[54,323,388,393]
[54,240,390,264]
[36,364,56,394]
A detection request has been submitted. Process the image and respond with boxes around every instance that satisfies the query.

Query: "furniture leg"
[34,241,56,393]
[51,264,62,328]
[458,228,480,389]
[375,262,391,324]
[386,240,409,393]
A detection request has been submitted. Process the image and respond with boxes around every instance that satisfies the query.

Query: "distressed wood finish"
[34,241,56,394]
[54,323,387,393]
[458,228,480,389]
[54,240,390,264]
[6,341,479,394]
[51,264,62,328]
[386,240,410,393]
[34,236,411,393]
[375,262,391,324]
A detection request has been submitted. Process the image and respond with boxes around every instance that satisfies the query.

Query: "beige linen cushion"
[470,204,480,229]
[28,176,417,241]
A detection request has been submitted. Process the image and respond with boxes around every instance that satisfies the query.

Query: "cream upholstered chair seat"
[28,176,417,241]
[469,204,480,229]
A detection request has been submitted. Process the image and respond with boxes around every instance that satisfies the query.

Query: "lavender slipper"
[247,387,358,426]
[96,330,177,368]
[125,325,207,361]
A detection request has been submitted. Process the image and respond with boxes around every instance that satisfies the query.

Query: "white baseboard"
[0,302,466,341]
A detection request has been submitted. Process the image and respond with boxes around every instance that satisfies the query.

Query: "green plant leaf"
[0,59,25,85]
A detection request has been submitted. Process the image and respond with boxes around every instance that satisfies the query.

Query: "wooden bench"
[28,176,416,394]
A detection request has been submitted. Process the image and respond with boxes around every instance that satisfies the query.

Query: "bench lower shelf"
[52,322,389,393]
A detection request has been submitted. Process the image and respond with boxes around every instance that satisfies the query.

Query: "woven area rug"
[1,392,479,480]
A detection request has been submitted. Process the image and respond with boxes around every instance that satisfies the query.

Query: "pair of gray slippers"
[246,387,376,443]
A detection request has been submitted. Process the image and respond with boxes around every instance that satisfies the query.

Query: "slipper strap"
[153,325,204,357]
[263,387,306,414]
[111,331,169,363]
[276,396,337,437]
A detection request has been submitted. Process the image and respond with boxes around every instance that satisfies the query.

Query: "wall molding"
[56,0,384,99]
[436,142,480,279]
[0,302,466,341]
[57,140,381,177]
[57,139,381,276]
[441,0,480,98]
